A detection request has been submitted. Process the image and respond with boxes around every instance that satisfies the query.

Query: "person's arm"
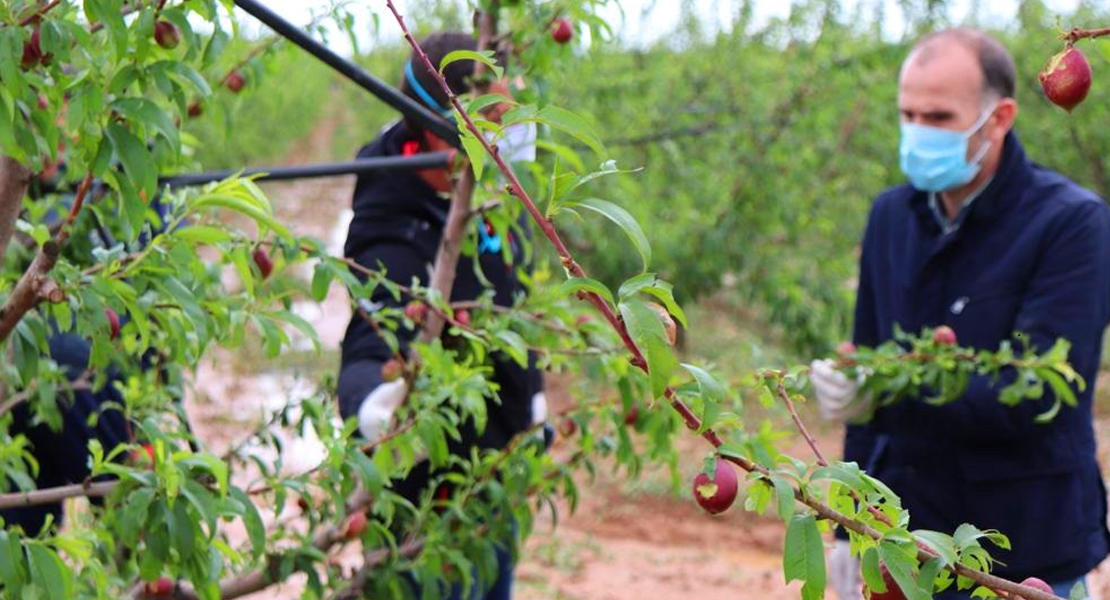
[898,200,1110,442]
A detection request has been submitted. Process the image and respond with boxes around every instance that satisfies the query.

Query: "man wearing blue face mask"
[812,28,1110,600]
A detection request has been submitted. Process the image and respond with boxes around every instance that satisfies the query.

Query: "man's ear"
[994,98,1019,135]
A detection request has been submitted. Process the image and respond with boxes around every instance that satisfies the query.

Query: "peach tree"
[0,1,1097,600]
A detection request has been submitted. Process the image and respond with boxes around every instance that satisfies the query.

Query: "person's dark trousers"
[0,334,131,536]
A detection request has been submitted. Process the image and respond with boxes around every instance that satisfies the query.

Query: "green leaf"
[0,531,25,588]
[861,546,886,594]
[439,50,503,80]
[310,262,333,302]
[495,330,529,368]
[230,487,266,560]
[913,530,958,567]
[619,273,687,327]
[558,277,614,307]
[26,543,71,600]
[620,297,678,398]
[877,543,920,600]
[106,122,157,198]
[782,515,825,600]
[536,105,605,156]
[771,476,795,521]
[459,125,486,181]
[563,198,651,270]
[110,98,179,148]
[682,363,725,432]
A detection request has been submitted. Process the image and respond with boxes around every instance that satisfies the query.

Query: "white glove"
[530,391,547,425]
[357,379,408,442]
[809,359,870,422]
[490,122,537,164]
[531,392,547,443]
[829,540,864,600]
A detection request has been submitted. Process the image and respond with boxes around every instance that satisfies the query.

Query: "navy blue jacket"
[844,131,1110,581]
[338,121,542,502]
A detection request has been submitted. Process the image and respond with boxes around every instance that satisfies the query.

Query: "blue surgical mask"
[899,104,996,192]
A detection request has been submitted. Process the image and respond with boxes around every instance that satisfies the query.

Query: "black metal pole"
[159,152,451,188]
[30,153,452,197]
[232,0,460,148]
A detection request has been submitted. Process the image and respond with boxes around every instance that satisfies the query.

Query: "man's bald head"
[904,28,1017,105]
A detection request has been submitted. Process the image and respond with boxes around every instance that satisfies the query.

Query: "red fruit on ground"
[933,325,957,346]
[1039,46,1092,113]
[105,308,121,341]
[154,20,181,49]
[551,18,573,44]
[252,247,274,279]
[692,461,739,515]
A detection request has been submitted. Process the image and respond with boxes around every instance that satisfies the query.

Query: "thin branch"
[0,370,91,420]
[0,480,115,511]
[0,174,92,345]
[18,0,63,26]
[0,156,32,266]
[1063,26,1110,45]
[775,381,827,466]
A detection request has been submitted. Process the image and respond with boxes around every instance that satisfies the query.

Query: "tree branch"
[1063,26,1110,45]
[0,480,115,511]
[0,174,92,345]
[0,157,32,266]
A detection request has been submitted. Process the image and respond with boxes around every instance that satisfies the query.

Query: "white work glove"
[828,540,864,600]
[531,391,547,443]
[530,391,547,425]
[490,121,537,164]
[357,379,408,442]
[809,359,870,422]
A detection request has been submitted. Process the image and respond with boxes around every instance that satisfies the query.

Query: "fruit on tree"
[130,443,155,468]
[226,70,246,93]
[344,511,367,539]
[21,26,42,70]
[647,303,678,346]
[933,325,957,346]
[837,340,857,356]
[380,358,403,382]
[154,20,181,49]
[252,247,273,279]
[551,18,573,44]
[405,301,427,324]
[558,418,577,438]
[186,101,203,118]
[624,405,640,426]
[297,496,310,513]
[455,308,471,327]
[692,460,738,515]
[1039,46,1092,112]
[145,576,174,597]
[1015,577,1053,599]
[105,308,121,341]
[863,564,904,600]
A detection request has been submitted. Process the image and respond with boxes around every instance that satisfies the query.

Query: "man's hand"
[809,358,870,422]
[357,379,408,442]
